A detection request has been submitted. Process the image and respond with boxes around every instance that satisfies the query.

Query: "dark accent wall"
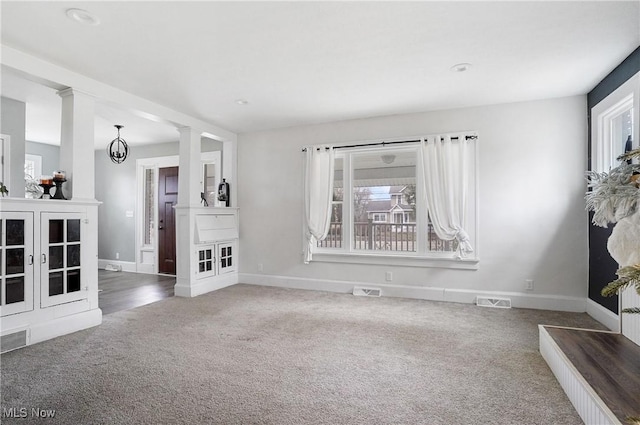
[587,46,640,313]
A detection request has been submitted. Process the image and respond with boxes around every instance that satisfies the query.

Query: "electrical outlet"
[525,279,534,291]
[258,263,264,273]
[385,271,393,282]
[116,252,119,260]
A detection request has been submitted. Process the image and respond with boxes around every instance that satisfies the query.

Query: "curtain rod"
[301,135,477,152]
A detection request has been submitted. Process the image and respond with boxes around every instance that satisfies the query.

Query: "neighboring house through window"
[311,134,478,268]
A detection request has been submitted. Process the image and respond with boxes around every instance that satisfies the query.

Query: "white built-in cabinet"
[1,212,34,316]
[0,199,101,352]
[196,240,237,280]
[174,207,239,297]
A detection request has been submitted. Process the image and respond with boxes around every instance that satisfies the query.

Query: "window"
[372,213,387,222]
[314,139,477,268]
[143,168,155,246]
[592,71,639,173]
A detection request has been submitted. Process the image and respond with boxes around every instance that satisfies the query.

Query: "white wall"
[95,138,223,263]
[238,96,589,308]
[26,141,60,177]
[1,96,26,198]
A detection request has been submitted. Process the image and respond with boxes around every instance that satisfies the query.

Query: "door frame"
[1,134,11,191]
[135,152,221,274]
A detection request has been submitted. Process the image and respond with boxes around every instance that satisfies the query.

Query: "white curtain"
[420,135,473,257]
[304,146,335,263]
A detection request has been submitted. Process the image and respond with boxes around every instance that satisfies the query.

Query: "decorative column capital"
[56,87,96,99]
[177,126,204,137]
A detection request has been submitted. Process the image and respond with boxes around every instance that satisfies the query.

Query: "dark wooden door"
[158,167,178,275]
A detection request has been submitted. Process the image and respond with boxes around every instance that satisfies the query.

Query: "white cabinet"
[175,206,238,298]
[0,199,101,351]
[218,241,236,275]
[0,211,89,313]
[0,212,34,317]
[195,240,237,280]
[40,213,87,308]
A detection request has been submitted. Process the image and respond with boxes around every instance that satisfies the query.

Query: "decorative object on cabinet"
[107,125,129,164]
[51,177,67,200]
[0,181,8,197]
[217,178,229,207]
[25,175,42,199]
[39,176,53,199]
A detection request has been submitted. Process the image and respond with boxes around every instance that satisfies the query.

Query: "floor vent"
[476,296,511,309]
[353,287,382,297]
[1,330,27,353]
[105,264,122,272]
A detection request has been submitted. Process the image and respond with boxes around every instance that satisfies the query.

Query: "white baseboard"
[28,308,102,346]
[136,263,155,274]
[586,298,619,332]
[98,259,137,273]
[174,273,239,298]
[238,273,588,313]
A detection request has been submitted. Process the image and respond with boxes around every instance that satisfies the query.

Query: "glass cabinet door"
[0,212,34,316]
[217,241,236,275]
[196,245,216,279]
[40,213,86,308]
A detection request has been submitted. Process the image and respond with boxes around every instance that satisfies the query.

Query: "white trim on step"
[586,298,620,332]
[238,273,588,313]
[539,325,621,425]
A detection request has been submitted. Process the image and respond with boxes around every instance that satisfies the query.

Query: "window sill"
[311,252,479,270]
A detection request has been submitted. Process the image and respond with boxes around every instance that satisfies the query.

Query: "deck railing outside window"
[318,220,456,252]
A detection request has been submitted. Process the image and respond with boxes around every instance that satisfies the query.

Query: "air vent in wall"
[353,287,382,297]
[476,296,511,309]
[1,330,27,353]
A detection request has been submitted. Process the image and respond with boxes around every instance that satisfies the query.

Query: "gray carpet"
[1,284,604,424]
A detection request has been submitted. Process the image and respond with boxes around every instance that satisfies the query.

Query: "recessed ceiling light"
[235,99,249,105]
[450,63,472,73]
[66,8,100,26]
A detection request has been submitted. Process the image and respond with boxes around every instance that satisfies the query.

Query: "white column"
[57,88,96,201]
[175,126,201,297]
[177,126,202,207]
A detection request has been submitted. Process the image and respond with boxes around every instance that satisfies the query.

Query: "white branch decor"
[585,161,640,227]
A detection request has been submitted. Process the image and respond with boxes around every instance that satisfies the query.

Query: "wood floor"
[98,270,175,315]
[545,326,640,422]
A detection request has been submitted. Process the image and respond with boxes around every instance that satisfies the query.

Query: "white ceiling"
[1,1,639,146]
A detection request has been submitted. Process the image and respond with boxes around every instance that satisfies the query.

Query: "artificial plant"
[586,147,640,314]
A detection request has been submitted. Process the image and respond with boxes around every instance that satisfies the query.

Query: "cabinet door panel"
[67,270,81,293]
[218,241,237,275]
[67,219,81,242]
[49,246,64,269]
[6,249,24,274]
[41,213,87,307]
[67,244,81,267]
[49,220,64,243]
[48,271,64,296]
[6,277,25,304]
[6,220,25,245]
[1,212,34,317]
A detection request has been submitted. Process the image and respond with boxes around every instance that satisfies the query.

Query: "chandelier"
[108,125,129,164]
